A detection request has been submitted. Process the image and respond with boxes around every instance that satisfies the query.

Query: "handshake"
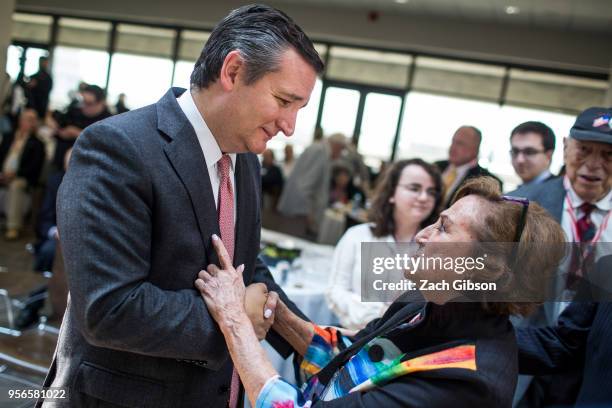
[194,234,280,341]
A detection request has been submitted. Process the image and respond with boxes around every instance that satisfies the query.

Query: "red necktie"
[217,154,239,407]
[568,202,596,287]
[577,202,596,243]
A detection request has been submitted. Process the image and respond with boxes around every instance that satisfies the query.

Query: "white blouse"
[325,223,394,330]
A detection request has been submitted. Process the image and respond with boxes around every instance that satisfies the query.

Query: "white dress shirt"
[325,223,394,330]
[176,90,236,221]
[556,182,611,316]
[561,183,612,250]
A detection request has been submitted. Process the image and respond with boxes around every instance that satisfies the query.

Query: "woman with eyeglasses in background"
[325,159,443,330]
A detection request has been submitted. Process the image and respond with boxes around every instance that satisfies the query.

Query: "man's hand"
[245,283,278,341]
[195,235,278,340]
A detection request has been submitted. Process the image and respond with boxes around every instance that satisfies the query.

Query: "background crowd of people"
[0,6,610,406]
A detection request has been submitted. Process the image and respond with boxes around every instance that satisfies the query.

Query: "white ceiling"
[274,0,612,33]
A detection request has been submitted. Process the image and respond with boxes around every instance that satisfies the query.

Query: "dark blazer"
[517,256,612,407]
[40,88,304,407]
[435,160,503,206]
[510,176,564,223]
[310,298,518,407]
[0,131,45,187]
[509,176,585,406]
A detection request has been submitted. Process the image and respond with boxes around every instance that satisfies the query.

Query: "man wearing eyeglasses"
[509,121,556,187]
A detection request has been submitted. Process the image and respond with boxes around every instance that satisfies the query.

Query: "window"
[173,30,210,89]
[50,46,110,110]
[6,45,23,80]
[108,24,176,108]
[357,93,402,168]
[320,86,360,138]
[172,60,194,89]
[397,92,577,191]
[107,53,173,109]
[397,92,501,180]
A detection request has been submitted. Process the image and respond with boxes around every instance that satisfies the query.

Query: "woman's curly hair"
[451,176,566,316]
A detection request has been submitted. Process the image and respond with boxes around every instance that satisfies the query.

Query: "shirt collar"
[176,89,236,171]
[533,169,552,184]
[521,169,552,188]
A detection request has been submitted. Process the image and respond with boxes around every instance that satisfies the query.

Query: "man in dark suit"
[40,5,324,407]
[510,107,612,407]
[435,125,502,207]
[26,56,53,119]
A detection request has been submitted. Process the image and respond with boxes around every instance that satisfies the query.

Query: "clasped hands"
[195,234,278,340]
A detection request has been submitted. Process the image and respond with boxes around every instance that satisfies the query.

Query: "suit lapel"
[158,88,220,266]
[544,177,566,223]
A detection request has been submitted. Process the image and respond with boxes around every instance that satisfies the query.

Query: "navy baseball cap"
[569,107,612,144]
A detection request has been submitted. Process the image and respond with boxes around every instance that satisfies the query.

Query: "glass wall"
[107,24,176,109]
[6,45,24,80]
[5,11,607,185]
[320,87,360,137]
[51,47,110,110]
[357,93,402,168]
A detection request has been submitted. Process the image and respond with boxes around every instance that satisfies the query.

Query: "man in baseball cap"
[510,106,611,407]
[566,107,612,204]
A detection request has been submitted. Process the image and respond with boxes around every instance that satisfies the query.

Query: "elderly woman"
[196,177,565,407]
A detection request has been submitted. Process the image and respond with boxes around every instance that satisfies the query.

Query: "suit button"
[218,385,230,394]
[368,344,384,362]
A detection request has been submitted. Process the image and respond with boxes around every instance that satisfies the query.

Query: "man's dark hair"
[83,84,106,102]
[510,121,556,152]
[190,4,324,89]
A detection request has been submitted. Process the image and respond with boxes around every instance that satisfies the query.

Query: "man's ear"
[219,50,244,92]
[562,137,569,162]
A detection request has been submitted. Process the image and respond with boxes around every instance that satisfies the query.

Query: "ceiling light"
[505,6,520,15]
[395,0,408,4]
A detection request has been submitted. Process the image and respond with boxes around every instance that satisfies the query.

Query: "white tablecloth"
[260,229,338,383]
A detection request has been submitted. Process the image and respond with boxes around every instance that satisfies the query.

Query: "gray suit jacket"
[277,141,330,221]
[39,88,303,407]
[511,176,564,224]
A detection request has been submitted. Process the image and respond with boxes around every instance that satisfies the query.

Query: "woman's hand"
[195,235,280,407]
[195,234,248,330]
[195,235,278,339]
